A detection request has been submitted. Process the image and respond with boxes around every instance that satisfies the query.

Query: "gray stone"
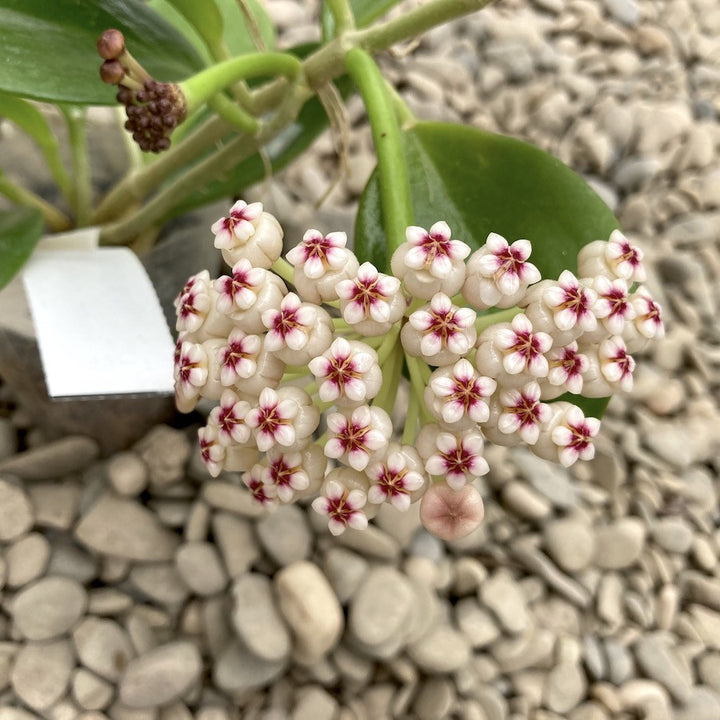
[544,519,596,573]
[291,685,339,720]
[201,481,265,517]
[603,0,639,25]
[0,436,99,481]
[651,517,694,554]
[455,598,501,649]
[634,633,692,703]
[119,641,202,708]
[594,518,646,569]
[502,481,552,520]
[407,624,471,674]
[0,477,33,541]
[604,638,634,685]
[73,617,135,681]
[512,449,578,508]
[12,576,87,640]
[230,573,291,662]
[72,668,114,711]
[211,512,260,579]
[275,561,344,664]
[175,542,228,596]
[5,532,50,587]
[129,563,190,606]
[107,452,148,497]
[212,640,286,694]
[256,504,313,566]
[322,547,369,604]
[11,639,74,712]
[479,569,529,634]
[75,494,180,561]
[27,480,80,530]
[698,654,720,693]
[544,662,587,714]
[349,566,415,649]
[412,677,455,720]
[675,687,720,720]
[134,425,191,488]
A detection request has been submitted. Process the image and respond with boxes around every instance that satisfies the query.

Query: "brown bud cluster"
[97,29,186,153]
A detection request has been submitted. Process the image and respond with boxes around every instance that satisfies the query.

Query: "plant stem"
[376,323,401,366]
[0,173,71,231]
[96,0,492,238]
[403,385,419,444]
[326,0,356,34]
[345,47,413,257]
[62,106,93,227]
[99,85,309,245]
[372,341,403,416]
[475,306,522,334]
[93,115,232,224]
[208,94,259,135]
[271,256,295,285]
[180,53,303,114]
[405,354,433,424]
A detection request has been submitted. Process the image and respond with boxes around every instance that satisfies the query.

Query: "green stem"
[208,94,259,135]
[99,85,309,245]
[354,0,494,53]
[475,306,522,334]
[372,342,403,416]
[271,257,295,285]
[406,354,432,424]
[326,0,356,34]
[0,173,72,231]
[386,79,417,129]
[93,115,232,223]
[376,323,401,366]
[345,48,412,258]
[180,53,303,114]
[62,106,92,227]
[96,0,491,238]
[402,386,420,444]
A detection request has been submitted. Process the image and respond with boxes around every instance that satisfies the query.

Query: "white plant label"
[22,228,175,397]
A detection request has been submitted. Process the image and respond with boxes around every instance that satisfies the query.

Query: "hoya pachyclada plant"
[0,0,664,539]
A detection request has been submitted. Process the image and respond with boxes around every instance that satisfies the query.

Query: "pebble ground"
[2,0,720,718]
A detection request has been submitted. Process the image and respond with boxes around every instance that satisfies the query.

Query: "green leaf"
[322,0,403,40]
[150,0,276,61]
[216,0,276,55]
[0,0,204,104]
[0,90,70,194]
[355,121,618,417]
[0,207,44,290]
[145,0,215,66]
[355,121,619,277]
[165,0,224,55]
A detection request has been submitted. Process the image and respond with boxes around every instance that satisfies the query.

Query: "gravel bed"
[2,0,720,718]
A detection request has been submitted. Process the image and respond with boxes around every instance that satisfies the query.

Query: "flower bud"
[97,29,125,60]
[419,482,485,541]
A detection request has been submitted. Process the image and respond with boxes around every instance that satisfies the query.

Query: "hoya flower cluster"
[173,200,663,540]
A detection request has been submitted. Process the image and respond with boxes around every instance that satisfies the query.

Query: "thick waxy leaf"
[150,0,275,63]
[0,207,44,290]
[355,121,618,416]
[217,0,276,55]
[0,91,69,193]
[322,0,403,39]
[0,0,204,104]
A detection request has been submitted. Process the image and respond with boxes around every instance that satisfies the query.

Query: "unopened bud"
[97,29,125,60]
[100,59,125,85]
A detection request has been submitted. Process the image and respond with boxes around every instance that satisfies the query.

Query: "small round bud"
[100,60,125,85]
[97,29,125,60]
